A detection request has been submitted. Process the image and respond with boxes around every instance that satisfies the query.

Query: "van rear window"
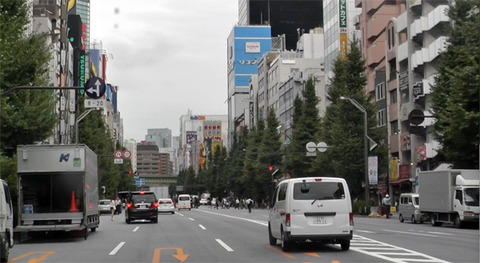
[293,182,345,200]
[179,196,190,201]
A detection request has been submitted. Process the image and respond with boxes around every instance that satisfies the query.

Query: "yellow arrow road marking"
[303,252,321,258]
[7,252,54,263]
[152,248,189,263]
[266,245,295,260]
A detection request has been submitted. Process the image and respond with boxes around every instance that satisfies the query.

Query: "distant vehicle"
[268,177,353,252]
[0,179,14,263]
[177,194,191,211]
[398,193,427,223]
[125,191,158,223]
[158,198,175,214]
[419,169,479,227]
[200,193,211,205]
[98,199,111,214]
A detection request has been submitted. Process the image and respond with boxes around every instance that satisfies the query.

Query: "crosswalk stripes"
[351,235,450,263]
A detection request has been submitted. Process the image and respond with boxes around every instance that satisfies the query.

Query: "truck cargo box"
[16,145,99,235]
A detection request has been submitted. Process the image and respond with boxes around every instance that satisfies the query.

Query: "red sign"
[399,164,410,179]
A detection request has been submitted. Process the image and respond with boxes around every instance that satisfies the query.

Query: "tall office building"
[238,0,323,51]
[146,128,172,148]
[226,26,272,148]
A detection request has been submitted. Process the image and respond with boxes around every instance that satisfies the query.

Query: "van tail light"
[151,203,159,209]
[285,213,291,227]
[127,203,135,210]
[349,213,354,226]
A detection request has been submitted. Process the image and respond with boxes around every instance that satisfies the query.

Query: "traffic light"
[268,166,273,172]
[128,171,132,175]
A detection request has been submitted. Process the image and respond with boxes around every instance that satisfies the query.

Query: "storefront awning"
[389,179,411,185]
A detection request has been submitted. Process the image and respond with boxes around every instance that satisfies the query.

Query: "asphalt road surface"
[8,206,479,263]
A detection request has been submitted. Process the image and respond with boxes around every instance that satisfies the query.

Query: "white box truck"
[15,145,100,239]
[418,169,479,227]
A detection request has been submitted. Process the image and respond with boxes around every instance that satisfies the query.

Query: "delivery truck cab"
[0,179,14,263]
[419,169,479,228]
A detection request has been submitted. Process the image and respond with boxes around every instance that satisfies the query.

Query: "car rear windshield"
[130,193,156,203]
[293,182,345,200]
[179,196,190,201]
[99,200,109,205]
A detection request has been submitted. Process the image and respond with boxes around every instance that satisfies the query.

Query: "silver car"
[98,199,111,214]
[158,198,175,214]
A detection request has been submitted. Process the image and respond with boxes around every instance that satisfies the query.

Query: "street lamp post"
[340,96,370,213]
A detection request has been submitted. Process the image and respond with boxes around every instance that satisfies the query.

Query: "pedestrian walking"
[246,198,252,213]
[382,194,391,219]
[110,198,116,221]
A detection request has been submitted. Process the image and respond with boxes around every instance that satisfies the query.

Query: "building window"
[377,109,386,127]
[390,89,397,104]
[390,121,399,135]
[375,82,385,101]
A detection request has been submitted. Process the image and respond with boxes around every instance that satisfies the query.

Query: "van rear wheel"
[281,230,292,252]
[268,224,276,246]
[340,240,350,251]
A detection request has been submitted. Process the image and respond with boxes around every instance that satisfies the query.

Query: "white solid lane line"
[109,242,126,255]
[216,239,234,252]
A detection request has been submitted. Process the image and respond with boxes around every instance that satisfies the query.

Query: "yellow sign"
[390,157,399,181]
[340,34,348,60]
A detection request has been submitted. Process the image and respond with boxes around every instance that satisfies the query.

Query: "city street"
[8,206,479,263]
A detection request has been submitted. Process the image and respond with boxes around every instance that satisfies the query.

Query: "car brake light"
[314,178,322,182]
[151,203,159,209]
[285,213,291,227]
[127,203,135,209]
[349,212,354,226]
[140,192,145,195]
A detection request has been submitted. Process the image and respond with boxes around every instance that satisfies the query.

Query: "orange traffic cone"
[69,191,79,212]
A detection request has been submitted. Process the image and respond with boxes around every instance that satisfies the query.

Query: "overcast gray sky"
[90,0,237,141]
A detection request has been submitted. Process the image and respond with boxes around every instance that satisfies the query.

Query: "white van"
[0,179,14,263]
[177,194,191,211]
[398,193,427,224]
[268,177,353,251]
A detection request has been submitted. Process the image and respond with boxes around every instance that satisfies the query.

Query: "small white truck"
[418,169,479,227]
[15,144,100,239]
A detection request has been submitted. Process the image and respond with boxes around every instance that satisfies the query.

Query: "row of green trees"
[0,0,136,203]
[177,0,479,204]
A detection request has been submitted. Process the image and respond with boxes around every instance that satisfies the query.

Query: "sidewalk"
[367,206,397,218]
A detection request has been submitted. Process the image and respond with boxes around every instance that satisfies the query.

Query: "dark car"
[125,191,158,224]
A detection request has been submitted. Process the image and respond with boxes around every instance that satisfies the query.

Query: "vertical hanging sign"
[339,0,348,60]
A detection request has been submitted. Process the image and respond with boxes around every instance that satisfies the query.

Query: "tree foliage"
[316,37,387,199]
[0,0,56,157]
[431,0,479,169]
[285,77,321,177]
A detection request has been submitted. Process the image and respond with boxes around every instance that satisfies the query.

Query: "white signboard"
[245,42,260,53]
[368,156,378,185]
[84,99,106,108]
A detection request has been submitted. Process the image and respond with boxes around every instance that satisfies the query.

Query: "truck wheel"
[430,216,441,226]
[0,234,8,263]
[399,214,404,223]
[454,216,463,228]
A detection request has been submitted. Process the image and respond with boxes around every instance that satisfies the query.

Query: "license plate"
[313,217,327,224]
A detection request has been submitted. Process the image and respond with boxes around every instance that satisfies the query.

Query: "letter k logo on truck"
[59,153,70,162]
